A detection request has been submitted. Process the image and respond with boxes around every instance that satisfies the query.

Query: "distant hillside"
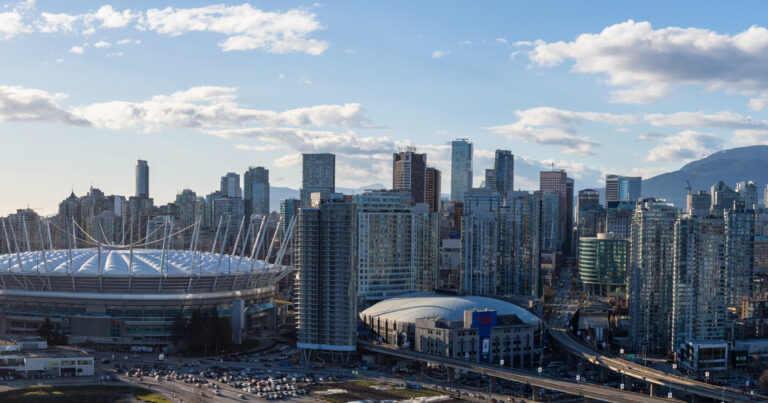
[642,145,768,207]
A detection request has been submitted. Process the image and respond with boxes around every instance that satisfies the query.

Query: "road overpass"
[359,340,679,403]
[549,327,766,403]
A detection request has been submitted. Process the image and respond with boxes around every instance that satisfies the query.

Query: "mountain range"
[642,145,768,207]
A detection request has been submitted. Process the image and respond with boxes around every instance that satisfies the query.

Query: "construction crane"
[685,153,708,194]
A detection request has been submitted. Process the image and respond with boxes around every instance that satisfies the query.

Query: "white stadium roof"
[360,292,541,324]
[0,248,268,277]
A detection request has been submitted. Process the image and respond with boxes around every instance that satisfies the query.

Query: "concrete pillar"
[489,377,496,391]
[231,298,244,344]
[584,398,592,403]
[532,386,541,401]
[649,383,656,396]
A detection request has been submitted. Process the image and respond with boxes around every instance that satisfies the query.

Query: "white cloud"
[645,130,723,162]
[141,4,328,54]
[432,50,449,58]
[609,83,671,104]
[459,40,472,46]
[69,45,84,54]
[0,10,30,39]
[298,77,312,85]
[15,4,327,55]
[116,38,140,45]
[69,87,374,131]
[524,20,768,103]
[0,85,88,125]
[234,143,283,152]
[278,73,285,80]
[105,51,122,58]
[485,107,636,155]
[643,110,768,130]
[495,38,508,44]
[36,5,140,33]
[94,40,110,48]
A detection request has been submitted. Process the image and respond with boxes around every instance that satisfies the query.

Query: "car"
[238,394,247,400]
[213,390,222,396]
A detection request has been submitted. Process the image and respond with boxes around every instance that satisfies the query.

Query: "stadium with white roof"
[0,216,296,351]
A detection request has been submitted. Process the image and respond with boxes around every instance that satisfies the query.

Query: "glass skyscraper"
[450,139,473,201]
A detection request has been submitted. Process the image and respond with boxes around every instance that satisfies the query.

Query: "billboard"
[471,310,497,363]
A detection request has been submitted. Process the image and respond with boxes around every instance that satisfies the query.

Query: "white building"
[355,190,438,300]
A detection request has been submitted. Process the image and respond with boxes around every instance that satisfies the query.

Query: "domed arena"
[360,293,543,368]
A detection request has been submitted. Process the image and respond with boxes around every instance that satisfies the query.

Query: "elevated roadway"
[549,327,766,403]
[359,340,679,403]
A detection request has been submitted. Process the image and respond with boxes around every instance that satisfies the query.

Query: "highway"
[358,340,679,403]
[549,327,766,403]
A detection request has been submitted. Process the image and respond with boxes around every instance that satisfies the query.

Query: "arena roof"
[360,293,541,324]
[0,248,269,277]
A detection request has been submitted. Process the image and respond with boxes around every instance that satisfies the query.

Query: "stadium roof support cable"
[230,216,246,275]
[210,216,223,254]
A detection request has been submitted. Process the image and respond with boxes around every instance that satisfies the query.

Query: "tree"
[171,315,187,348]
[36,317,67,346]
[759,369,768,391]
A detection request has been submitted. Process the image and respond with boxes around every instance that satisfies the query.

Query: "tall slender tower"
[425,167,441,213]
[493,150,514,194]
[450,139,473,201]
[244,166,270,216]
[135,160,149,198]
[296,194,357,361]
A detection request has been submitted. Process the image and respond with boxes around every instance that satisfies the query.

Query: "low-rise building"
[0,343,93,378]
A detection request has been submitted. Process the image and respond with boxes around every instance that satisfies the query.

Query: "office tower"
[566,178,575,254]
[280,198,300,240]
[577,189,600,211]
[355,190,438,300]
[484,169,496,190]
[710,181,737,212]
[425,167,441,213]
[602,202,634,239]
[725,200,755,306]
[450,139,473,201]
[605,175,642,205]
[461,188,502,295]
[765,185,768,208]
[504,191,542,297]
[539,170,569,253]
[205,191,244,230]
[300,153,335,208]
[295,194,357,361]
[392,148,427,204]
[244,166,270,216]
[539,191,561,251]
[577,189,602,238]
[494,150,514,194]
[672,215,728,352]
[175,189,204,229]
[686,190,711,216]
[220,172,242,198]
[629,198,678,353]
[135,160,149,198]
[578,233,629,296]
[736,181,758,209]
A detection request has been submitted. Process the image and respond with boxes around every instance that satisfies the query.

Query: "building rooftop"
[360,292,541,325]
[0,248,268,277]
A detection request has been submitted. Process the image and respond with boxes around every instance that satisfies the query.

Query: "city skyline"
[5,1,768,214]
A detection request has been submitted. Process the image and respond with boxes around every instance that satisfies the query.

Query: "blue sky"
[3,0,768,214]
